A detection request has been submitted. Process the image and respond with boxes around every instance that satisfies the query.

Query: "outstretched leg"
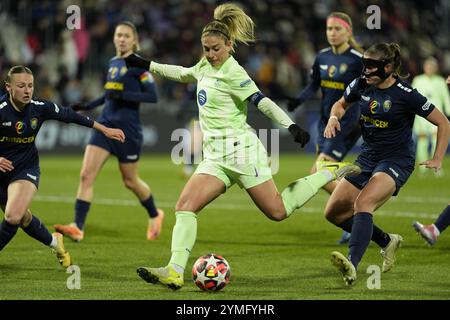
[137,173,225,290]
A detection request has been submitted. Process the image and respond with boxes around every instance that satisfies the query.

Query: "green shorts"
[195,159,272,190]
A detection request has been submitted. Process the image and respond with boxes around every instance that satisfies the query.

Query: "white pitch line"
[34,195,440,219]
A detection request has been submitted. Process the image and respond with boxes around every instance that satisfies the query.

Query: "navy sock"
[74,199,91,230]
[337,216,390,248]
[22,215,52,246]
[348,212,373,270]
[0,219,19,251]
[141,195,159,218]
[434,205,450,233]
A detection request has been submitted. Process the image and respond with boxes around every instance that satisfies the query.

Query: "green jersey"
[189,56,262,161]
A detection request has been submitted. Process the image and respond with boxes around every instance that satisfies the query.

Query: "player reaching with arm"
[0,66,124,268]
[323,43,450,285]
[125,3,361,290]
[54,21,165,242]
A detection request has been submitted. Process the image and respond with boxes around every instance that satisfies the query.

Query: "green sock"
[281,171,332,217]
[416,137,428,173]
[169,211,197,271]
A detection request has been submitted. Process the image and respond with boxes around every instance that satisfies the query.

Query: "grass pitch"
[0,154,449,300]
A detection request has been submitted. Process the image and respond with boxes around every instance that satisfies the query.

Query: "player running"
[324,43,450,285]
[54,22,164,242]
[0,66,124,268]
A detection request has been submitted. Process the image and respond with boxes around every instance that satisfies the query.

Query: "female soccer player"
[54,22,164,241]
[287,12,364,244]
[323,43,450,285]
[0,66,124,267]
[125,3,361,290]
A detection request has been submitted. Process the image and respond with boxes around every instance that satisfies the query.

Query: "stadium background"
[1,0,450,302]
[0,0,449,154]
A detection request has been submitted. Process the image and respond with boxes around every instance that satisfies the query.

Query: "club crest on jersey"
[328,65,337,78]
[369,100,378,114]
[339,64,348,74]
[30,118,38,130]
[120,66,127,76]
[15,121,25,134]
[197,89,207,106]
[383,100,392,112]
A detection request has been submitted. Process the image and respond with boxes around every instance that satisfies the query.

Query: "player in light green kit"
[125,3,361,290]
[412,57,450,175]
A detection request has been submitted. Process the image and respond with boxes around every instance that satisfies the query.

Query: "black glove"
[124,53,151,70]
[70,102,87,111]
[105,91,122,100]
[288,124,310,148]
[287,97,302,112]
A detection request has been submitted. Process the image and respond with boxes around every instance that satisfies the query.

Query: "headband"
[327,17,352,35]
[202,27,230,40]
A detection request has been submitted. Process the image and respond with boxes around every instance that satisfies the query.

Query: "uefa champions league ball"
[192,253,231,292]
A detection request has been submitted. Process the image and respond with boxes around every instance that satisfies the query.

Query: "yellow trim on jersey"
[321,80,345,90]
[360,115,389,128]
[0,136,35,143]
[104,82,124,90]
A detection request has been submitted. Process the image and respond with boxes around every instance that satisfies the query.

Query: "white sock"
[319,169,334,182]
[49,235,58,248]
[170,263,184,275]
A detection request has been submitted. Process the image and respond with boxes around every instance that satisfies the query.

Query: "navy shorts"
[345,154,414,196]
[0,166,40,205]
[88,130,142,163]
[317,121,361,161]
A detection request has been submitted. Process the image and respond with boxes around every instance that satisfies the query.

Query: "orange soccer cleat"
[54,223,84,242]
[147,209,165,240]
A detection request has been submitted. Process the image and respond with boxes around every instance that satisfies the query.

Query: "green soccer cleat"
[331,251,356,286]
[51,232,72,268]
[316,160,362,180]
[137,265,184,290]
[380,233,403,273]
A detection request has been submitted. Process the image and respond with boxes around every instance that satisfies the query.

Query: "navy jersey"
[298,47,363,127]
[344,77,435,161]
[0,94,93,171]
[87,57,157,141]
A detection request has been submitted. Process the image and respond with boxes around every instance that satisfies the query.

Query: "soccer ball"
[192,253,231,292]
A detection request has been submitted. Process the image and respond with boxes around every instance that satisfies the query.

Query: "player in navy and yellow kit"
[54,22,164,241]
[0,66,125,268]
[323,43,450,285]
[287,12,363,244]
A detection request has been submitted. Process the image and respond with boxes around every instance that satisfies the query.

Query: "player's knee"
[354,195,376,213]
[265,206,286,222]
[324,200,351,224]
[79,169,95,186]
[175,198,196,212]
[122,177,137,190]
[4,210,24,225]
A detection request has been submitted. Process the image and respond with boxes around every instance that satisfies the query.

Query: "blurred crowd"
[0,0,449,110]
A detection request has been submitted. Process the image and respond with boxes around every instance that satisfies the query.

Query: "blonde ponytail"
[202,3,255,52]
